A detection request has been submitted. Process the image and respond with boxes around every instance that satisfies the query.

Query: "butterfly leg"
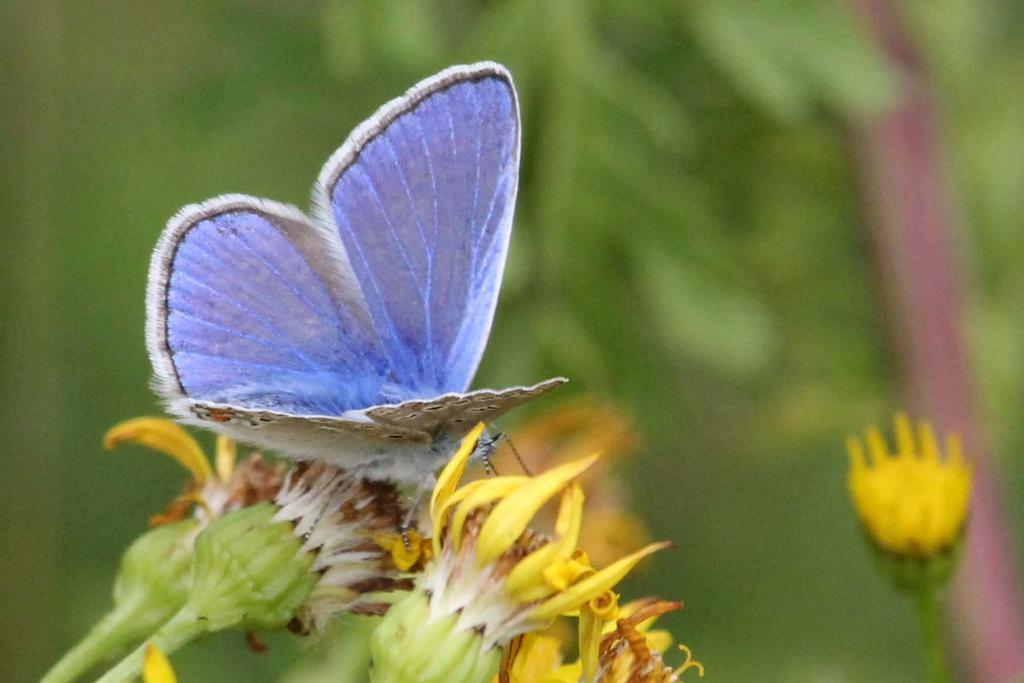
[476,433,503,476]
[399,472,436,550]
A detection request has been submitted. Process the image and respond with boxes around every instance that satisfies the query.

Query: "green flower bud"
[113,519,198,622]
[41,520,198,683]
[187,501,318,630]
[370,591,502,683]
[96,503,318,683]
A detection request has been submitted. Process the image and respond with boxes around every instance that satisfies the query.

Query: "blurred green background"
[4,1,1024,681]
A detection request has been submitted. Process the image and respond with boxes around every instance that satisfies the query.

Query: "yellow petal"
[918,420,939,463]
[496,631,567,683]
[519,633,565,680]
[579,591,618,681]
[645,629,674,653]
[375,530,428,571]
[552,483,584,540]
[430,477,527,557]
[215,435,237,482]
[866,427,889,465]
[447,477,529,553]
[143,644,177,683]
[432,478,487,557]
[104,417,211,484]
[505,484,585,600]
[477,454,599,567]
[431,423,486,521]
[542,662,583,683]
[894,413,914,459]
[542,553,594,592]
[531,541,670,622]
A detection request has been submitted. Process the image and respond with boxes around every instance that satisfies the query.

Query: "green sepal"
[113,518,198,614]
[370,591,502,683]
[187,502,318,631]
[868,526,965,594]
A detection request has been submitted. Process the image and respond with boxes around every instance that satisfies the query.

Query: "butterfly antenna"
[503,433,532,477]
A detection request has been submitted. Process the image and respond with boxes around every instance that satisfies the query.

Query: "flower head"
[498,598,703,683]
[87,420,422,682]
[273,462,417,633]
[104,417,414,630]
[585,600,703,683]
[371,423,669,683]
[42,418,260,683]
[847,413,972,558]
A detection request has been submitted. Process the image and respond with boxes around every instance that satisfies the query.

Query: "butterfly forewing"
[314,63,520,398]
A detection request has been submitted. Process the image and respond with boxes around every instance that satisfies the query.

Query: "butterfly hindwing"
[364,378,567,434]
[147,195,388,417]
[176,378,565,478]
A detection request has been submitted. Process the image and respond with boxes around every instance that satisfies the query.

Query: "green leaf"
[686,0,897,120]
[636,246,777,377]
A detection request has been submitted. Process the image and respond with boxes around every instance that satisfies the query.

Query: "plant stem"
[848,0,1024,678]
[915,585,951,683]
[94,607,208,683]
[40,600,141,683]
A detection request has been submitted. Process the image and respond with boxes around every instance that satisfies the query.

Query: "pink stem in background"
[849,1,1024,680]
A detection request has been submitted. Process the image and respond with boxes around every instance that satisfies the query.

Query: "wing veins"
[351,166,429,302]
[332,201,409,366]
[410,114,441,380]
[231,228,344,334]
[172,309,312,356]
[172,270,326,373]
[379,133,436,379]
[175,349,329,375]
[467,92,485,278]
[469,165,504,282]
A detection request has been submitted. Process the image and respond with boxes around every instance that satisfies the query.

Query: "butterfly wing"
[312,62,520,398]
[147,194,391,418]
[174,377,565,479]
[365,377,567,434]
[147,65,562,476]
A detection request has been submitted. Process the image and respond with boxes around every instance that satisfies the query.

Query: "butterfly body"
[146,63,564,481]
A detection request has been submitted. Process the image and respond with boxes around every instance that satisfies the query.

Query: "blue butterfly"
[146,62,564,482]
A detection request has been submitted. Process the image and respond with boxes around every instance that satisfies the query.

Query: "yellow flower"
[500,598,704,683]
[431,423,668,632]
[371,423,669,683]
[847,413,972,557]
[104,417,284,526]
[585,600,703,683]
[142,644,176,683]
